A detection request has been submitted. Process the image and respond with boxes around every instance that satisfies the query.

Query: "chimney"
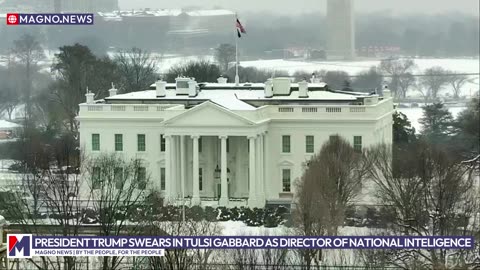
[383,85,391,98]
[188,79,197,97]
[298,80,309,98]
[156,80,166,97]
[108,83,117,97]
[85,88,94,104]
[264,79,273,98]
[217,76,228,84]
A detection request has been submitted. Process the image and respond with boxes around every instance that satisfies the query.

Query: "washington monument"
[326,0,355,60]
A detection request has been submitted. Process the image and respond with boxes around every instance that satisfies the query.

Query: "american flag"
[236,18,246,38]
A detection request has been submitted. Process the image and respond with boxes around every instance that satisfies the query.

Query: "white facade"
[77,78,393,208]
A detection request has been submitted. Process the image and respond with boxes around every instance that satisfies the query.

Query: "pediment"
[163,101,255,127]
[277,159,295,166]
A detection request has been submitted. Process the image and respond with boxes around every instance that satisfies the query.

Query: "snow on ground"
[397,106,466,132]
[240,58,480,76]
[156,56,479,97]
[220,221,380,264]
[240,58,479,97]
[220,220,373,237]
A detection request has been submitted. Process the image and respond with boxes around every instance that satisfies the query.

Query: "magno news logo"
[6,13,94,25]
[7,234,32,258]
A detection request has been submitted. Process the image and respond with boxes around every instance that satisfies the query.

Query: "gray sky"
[119,0,479,15]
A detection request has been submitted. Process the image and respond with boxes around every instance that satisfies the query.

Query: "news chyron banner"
[6,13,94,25]
[7,234,475,259]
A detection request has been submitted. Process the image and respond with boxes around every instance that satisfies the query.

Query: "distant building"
[95,9,235,51]
[0,0,118,12]
[0,120,21,140]
[56,0,118,12]
[326,0,355,60]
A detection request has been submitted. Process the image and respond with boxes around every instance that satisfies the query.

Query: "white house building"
[77,77,393,208]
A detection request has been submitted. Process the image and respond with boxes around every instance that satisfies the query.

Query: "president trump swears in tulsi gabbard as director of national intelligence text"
[33,236,474,249]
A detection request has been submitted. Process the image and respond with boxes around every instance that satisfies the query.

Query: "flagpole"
[235,14,240,86]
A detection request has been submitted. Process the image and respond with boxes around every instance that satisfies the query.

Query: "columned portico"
[159,101,270,207]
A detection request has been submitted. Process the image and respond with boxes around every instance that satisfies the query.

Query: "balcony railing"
[79,99,393,121]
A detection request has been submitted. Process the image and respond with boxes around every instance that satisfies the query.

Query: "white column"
[257,133,265,205]
[164,135,172,204]
[248,136,257,206]
[171,136,177,199]
[192,135,200,205]
[180,136,186,204]
[219,136,229,206]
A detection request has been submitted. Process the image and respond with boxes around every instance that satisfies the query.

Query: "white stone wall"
[78,98,394,206]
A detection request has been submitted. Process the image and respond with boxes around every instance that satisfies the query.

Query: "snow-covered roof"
[0,120,21,129]
[104,82,360,110]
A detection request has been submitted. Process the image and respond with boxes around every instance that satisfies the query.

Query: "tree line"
[0,34,157,134]
[294,99,479,268]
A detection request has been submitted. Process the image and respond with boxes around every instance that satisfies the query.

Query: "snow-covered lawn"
[240,58,479,75]
[240,58,479,97]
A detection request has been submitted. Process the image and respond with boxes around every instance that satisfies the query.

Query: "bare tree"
[226,248,291,270]
[293,135,368,269]
[84,154,151,270]
[419,67,449,101]
[379,59,417,99]
[446,72,470,99]
[396,72,416,99]
[365,142,479,269]
[11,34,45,119]
[142,218,222,270]
[115,47,157,92]
[0,128,87,270]
[0,67,19,120]
[215,44,236,72]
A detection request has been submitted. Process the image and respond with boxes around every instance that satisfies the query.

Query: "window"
[329,134,339,141]
[282,169,291,192]
[160,167,166,191]
[160,135,165,152]
[114,168,123,189]
[354,136,362,152]
[115,134,123,151]
[198,137,202,152]
[92,167,101,189]
[282,135,290,153]
[92,134,100,151]
[137,167,146,190]
[226,138,230,153]
[137,134,146,152]
[199,168,203,190]
[306,135,314,153]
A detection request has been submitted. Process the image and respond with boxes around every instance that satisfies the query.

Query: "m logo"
[7,234,32,258]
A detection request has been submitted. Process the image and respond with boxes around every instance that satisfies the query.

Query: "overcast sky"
[119,0,479,16]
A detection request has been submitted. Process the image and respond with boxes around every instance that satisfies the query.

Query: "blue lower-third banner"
[7,234,474,258]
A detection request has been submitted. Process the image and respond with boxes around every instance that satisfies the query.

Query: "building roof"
[103,82,363,111]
